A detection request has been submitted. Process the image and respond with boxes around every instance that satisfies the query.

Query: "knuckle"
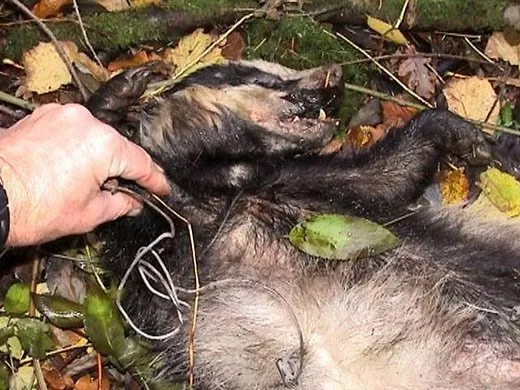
[58,103,92,122]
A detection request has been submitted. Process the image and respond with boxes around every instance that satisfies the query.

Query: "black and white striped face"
[139,61,343,160]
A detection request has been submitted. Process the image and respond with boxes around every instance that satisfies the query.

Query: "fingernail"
[127,204,144,217]
[154,163,165,173]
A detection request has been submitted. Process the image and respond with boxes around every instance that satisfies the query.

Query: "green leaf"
[32,294,84,329]
[4,284,30,315]
[0,325,15,346]
[499,102,514,127]
[83,282,126,357]
[15,318,55,360]
[480,167,520,217]
[116,337,152,371]
[0,318,23,360]
[288,213,399,260]
[0,361,9,390]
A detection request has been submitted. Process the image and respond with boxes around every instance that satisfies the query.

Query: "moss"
[245,17,368,124]
[309,0,510,31]
[162,0,255,13]
[2,8,172,60]
[84,10,169,51]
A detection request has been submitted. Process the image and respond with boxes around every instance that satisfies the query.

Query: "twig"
[330,30,433,108]
[19,343,91,365]
[29,253,49,390]
[0,91,37,111]
[71,0,103,68]
[343,82,520,136]
[0,105,24,119]
[340,52,498,67]
[343,82,427,111]
[7,0,89,102]
[394,0,411,29]
[464,36,494,64]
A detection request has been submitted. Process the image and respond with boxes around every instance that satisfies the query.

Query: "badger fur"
[89,60,520,389]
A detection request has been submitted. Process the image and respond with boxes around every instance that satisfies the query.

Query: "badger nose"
[321,63,342,88]
[298,64,343,89]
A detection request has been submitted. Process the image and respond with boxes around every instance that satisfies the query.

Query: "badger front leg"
[263,110,493,213]
[86,67,155,127]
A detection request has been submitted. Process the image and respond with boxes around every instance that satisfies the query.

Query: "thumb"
[89,191,143,227]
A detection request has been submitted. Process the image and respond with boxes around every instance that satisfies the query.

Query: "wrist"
[0,156,30,247]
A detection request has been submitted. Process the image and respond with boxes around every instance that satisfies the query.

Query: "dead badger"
[88,61,520,389]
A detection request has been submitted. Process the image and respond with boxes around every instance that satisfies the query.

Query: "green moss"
[309,0,510,31]
[2,8,171,60]
[245,17,368,124]
[162,0,255,13]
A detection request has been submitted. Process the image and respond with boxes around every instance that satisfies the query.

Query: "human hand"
[0,103,170,246]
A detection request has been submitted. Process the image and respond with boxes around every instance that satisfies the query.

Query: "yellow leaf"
[23,41,108,94]
[438,167,469,205]
[367,15,408,45]
[479,167,520,217]
[164,28,225,79]
[23,42,72,94]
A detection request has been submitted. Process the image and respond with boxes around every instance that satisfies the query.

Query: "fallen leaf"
[42,364,74,390]
[4,283,30,314]
[442,77,500,126]
[347,125,377,149]
[23,41,108,94]
[485,32,520,66]
[130,0,161,7]
[23,42,72,94]
[164,28,225,78]
[96,0,130,11]
[75,374,110,390]
[221,32,245,60]
[288,213,399,261]
[32,0,70,18]
[0,362,9,390]
[107,50,162,72]
[9,366,34,390]
[367,15,408,45]
[479,167,520,217]
[16,318,55,359]
[380,100,417,128]
[398,56,436,99]
[438,167,469,205]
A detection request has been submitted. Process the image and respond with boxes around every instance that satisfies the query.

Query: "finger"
[87,191,143,229]
[29,103,62,121]
[9,103,61,131]
[109,138,171,196]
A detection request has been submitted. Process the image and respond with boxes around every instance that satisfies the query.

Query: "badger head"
[137,60,342,169]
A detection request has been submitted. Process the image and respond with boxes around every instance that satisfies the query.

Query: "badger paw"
[87,67,155,126]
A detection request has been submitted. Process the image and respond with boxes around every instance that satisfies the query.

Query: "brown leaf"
[380,101,417,129]
[398,56,436,99]
[442,77,499,128]
[75,374,110,390]
[32,0,70,18]
[221,32,246,61]
[107,50,162,72]
[484,32,520,66]
[42,364,74,390]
